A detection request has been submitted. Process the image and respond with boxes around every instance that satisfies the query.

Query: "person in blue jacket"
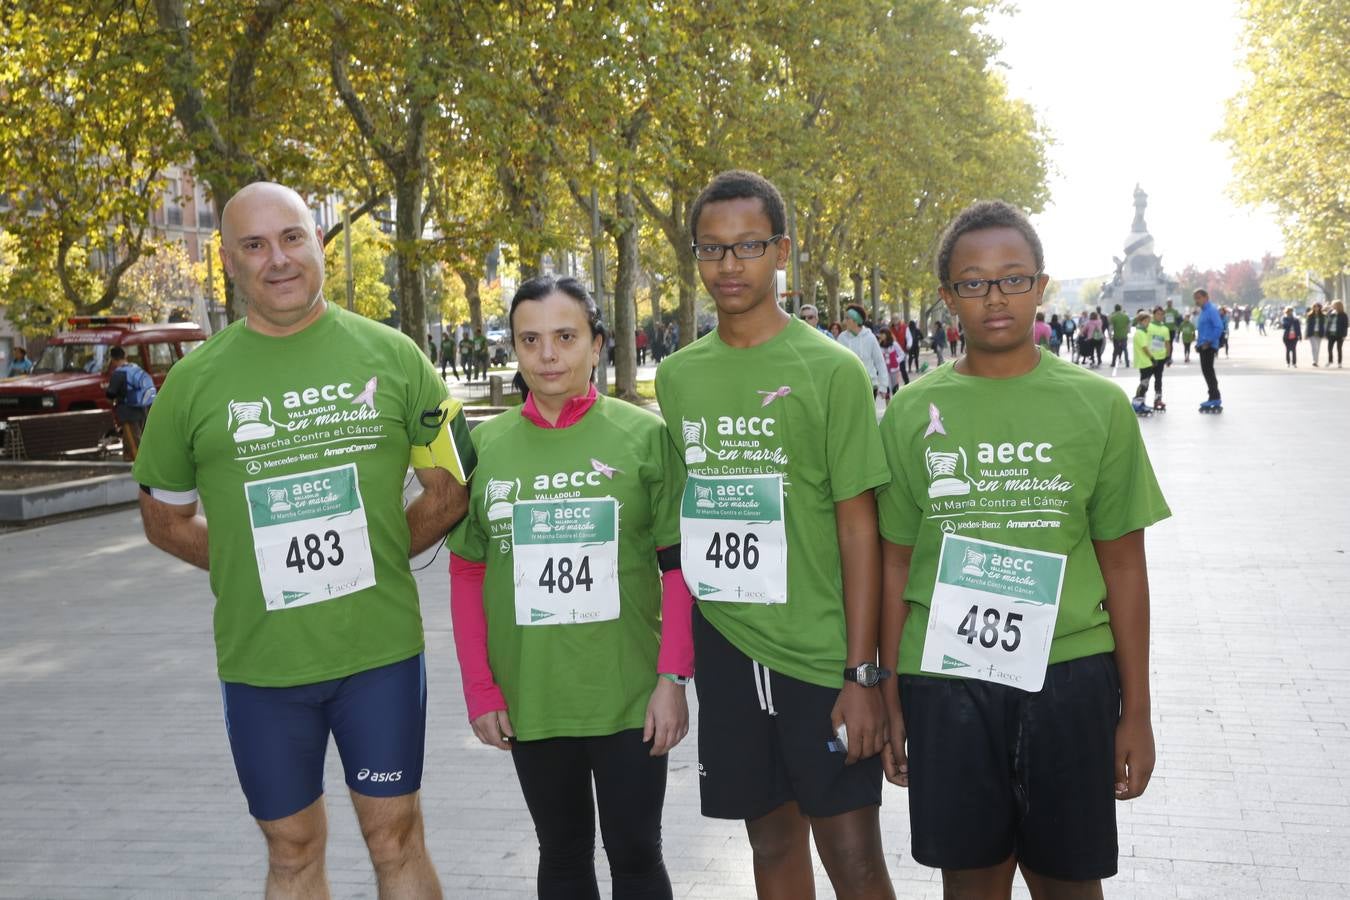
[6,347,33,377]
[1194,290,1224,410]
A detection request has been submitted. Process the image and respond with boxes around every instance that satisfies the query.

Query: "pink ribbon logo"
[924,403,946,438]
[757,386,792,407]
[590,458,620,479]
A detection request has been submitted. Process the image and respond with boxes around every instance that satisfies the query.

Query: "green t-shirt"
[1164,306,1181,328]
[446,396,684,740]
[1180,320,1196,341]
[1132,326,1153,368]
[133,304,447,686]
[877,350,1170,675]
[1147,322,1170,361]
[654,317,891,688]
[1110,311,1130,338]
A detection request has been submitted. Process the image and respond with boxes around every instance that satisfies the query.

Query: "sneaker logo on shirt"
[925,447,973,499]
[756,385,792,407]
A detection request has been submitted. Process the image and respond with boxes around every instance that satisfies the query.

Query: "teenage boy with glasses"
[657,170,896,900]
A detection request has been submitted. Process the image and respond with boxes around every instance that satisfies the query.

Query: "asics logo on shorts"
[356,768,404,783]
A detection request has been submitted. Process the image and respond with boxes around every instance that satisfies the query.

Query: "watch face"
[847,666,880,685]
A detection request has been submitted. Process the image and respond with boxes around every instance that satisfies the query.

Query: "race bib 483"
[244,463,376,611]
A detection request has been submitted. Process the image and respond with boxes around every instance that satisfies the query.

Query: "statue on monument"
[1131,183,1148,233]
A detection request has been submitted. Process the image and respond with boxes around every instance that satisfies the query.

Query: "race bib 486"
[680,473,788,604]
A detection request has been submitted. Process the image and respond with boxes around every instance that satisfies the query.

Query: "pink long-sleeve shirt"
[448,384,696,721]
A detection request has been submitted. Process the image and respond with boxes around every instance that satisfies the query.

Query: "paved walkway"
[2,326,1348,898]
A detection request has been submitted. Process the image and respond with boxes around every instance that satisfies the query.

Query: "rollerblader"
[1130,311,1165,416]
[1194,289,1224,412]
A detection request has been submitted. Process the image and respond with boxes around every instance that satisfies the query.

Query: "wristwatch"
[843,663,891,687]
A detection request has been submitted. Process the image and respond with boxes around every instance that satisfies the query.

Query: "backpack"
[121,362,157,407]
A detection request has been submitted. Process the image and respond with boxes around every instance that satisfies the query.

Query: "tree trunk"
[634,183,697,350]
[499,157,550,281]
[650,275,662,327]
[458,268,482,334]
[870,265,880,321]
[676,242,696,349]
[823,267,841,324]
[394,173,427,342]
[611,186,640,402]
[902,287,912,324]
[153,0,285,322]
[850,271,864,314]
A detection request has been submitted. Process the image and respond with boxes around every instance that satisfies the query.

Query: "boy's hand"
[1114,709,1155,800]
[831,681,886,765]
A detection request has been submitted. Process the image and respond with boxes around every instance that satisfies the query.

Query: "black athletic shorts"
[900,653,1120,881]
[692,606,883,821]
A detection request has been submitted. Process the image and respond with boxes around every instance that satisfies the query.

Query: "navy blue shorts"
[221,653,427,821]
[900,653,1121,881]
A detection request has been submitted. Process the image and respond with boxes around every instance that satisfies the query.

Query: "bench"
[5,410,117,461]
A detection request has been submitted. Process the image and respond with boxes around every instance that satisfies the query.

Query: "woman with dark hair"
[907,319,923,371]
[1328,300,1347,368]
[447,275,693,898]
[1306,302,1327,366]
[930,317,948,365]
[1281,306,1302,367]
[878,326,902,398]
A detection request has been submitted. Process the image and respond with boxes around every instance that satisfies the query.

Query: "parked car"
[0,315,208,444]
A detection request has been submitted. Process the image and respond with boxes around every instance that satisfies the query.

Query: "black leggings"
[1134,363,1163,399]
[1285,339,1298,365]
[511,728,672,900]
[1329,336,1345,365]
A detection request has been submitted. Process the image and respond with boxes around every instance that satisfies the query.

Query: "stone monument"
[1099,185,1178,312]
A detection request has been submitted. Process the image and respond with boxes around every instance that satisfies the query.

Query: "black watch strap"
[843,663,892,686]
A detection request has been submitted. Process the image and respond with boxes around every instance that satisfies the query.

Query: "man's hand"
[470,708,515,751]
[407,466,468,556]
[881,681,909,787]
[139,491,209,570]
[643,678,689,757]
[830,681,886,765]
[1114,709,1155,800]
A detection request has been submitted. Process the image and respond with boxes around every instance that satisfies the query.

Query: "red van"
[0,315,208,440]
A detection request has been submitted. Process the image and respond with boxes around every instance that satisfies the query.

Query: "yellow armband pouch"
[410,398,477,485]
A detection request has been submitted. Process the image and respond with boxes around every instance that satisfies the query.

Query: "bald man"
[133,182,469,897]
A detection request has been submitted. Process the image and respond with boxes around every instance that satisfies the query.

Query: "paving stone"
[3,328,1348,897]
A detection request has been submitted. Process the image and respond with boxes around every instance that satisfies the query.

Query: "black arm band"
[656,544,681,573]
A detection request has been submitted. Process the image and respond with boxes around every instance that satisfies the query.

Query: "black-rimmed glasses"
[692,235,784,262]
[946,273,1042,299]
